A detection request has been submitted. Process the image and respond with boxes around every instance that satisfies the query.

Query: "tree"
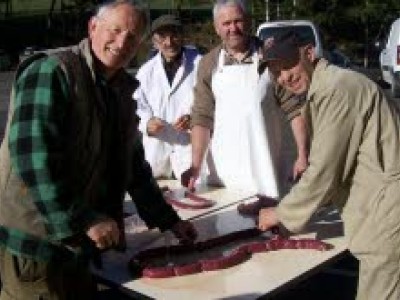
[285,0,400,65]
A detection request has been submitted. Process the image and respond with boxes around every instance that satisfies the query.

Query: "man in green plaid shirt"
[0,1,197,299]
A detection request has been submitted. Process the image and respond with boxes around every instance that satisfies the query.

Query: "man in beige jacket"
[259,30,400,300]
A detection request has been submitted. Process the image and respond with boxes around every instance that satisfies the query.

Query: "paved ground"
[0,72,13,141]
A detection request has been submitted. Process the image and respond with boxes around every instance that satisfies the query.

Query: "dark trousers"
[0,248,96,300]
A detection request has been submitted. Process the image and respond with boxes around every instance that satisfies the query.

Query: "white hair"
[95,0,148,34]
[213,0,248,20]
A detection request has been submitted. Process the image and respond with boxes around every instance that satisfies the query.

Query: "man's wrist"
[190,164,201,174]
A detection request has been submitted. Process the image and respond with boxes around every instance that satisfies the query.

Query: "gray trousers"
[0,248,96,300]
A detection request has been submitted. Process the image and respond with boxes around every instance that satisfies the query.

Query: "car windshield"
[258,25,316,45]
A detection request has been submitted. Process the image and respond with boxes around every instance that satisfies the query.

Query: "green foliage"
[2,0,400,65]
[253,0,400,64]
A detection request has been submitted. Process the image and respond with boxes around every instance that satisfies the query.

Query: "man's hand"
[86,219,120,250]
[292,155,309,182]
[170,220,198,244]
[173,115,191,132]
[181,166,200,191]
[258,207,279,232]
[147,117,165,136]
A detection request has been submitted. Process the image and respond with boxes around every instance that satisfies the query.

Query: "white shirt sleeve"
[134,70,153,136]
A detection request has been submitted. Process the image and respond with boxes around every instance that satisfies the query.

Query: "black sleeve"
[127,138,181,231]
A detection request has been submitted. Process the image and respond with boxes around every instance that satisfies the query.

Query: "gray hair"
[95,0,149,35]
[213,0,248,20]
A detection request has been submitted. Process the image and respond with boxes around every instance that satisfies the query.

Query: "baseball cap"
[264,30,312,61]
[151,14,182,34]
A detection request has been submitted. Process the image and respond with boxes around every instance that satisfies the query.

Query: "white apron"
[210,51,280,197]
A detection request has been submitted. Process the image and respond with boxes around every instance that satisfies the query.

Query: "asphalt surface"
[0,69,393,299]
[0,72,13,142]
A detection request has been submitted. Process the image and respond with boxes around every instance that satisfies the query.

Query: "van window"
[258,25,317,45]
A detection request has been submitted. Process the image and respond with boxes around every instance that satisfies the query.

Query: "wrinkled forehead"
[214,4,246,22]
[153,25,182,36]
[97,3,145,34]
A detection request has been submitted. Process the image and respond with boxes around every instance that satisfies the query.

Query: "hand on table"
[171,220,198,244]
[258,207,279,232]
[181,166,200,192]
[86,219,120,250]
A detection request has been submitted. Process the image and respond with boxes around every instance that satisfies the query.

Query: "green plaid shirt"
[0,56,99,261]
[1,48,181,261]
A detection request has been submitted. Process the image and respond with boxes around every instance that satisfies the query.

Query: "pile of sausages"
[128,228,332,279]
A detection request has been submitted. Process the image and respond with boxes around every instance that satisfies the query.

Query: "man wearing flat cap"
[134,15,205,182]
[259,30,400,300]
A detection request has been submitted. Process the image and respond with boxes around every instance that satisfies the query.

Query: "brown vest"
[0,44,139,243]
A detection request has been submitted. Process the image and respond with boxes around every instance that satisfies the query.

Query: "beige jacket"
[277,59,400,254]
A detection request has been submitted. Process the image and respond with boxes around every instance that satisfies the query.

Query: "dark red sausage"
[129,228,332,279]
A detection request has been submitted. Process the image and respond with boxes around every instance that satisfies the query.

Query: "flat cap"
[264,30,313,61]
[151,14,182,34]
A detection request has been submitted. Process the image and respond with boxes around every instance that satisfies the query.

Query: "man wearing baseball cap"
[134,15,205,182]
[259,29,400,300]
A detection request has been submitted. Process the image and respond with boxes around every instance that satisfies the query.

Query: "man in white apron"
[181,0,308,197]
[134,15,201,180]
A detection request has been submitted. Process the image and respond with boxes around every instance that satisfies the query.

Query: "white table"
[94,192,348,300]
[95,184,256,286]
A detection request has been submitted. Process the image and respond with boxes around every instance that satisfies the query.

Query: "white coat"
[134,46,201,179]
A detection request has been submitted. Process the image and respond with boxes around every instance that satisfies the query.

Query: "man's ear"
[213,22,220,37]
[88,17,97,38]
[214,18,225,38]
[304,44,317,63]
[151,35,160,51]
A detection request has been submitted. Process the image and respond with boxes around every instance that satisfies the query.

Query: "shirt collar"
[308,58,328,100]
[78,38,126,85]
[78,38,97,81]
[222,38,258,65]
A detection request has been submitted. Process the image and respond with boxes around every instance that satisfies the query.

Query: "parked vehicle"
[379,18,400,98]
[256,20,324,58]
[324,48,353,69]
[256,20,352,69]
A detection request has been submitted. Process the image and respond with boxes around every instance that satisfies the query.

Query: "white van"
[256,20,353,69]
[379,18,400,98]
[256,20,324,58]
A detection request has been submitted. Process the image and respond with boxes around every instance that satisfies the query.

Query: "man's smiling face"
[268,45,316,95]
[89,3,143,78]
